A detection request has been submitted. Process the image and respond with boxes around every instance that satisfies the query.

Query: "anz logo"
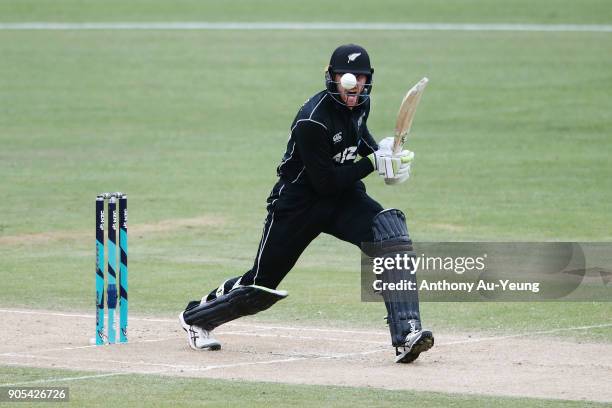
[332,132,343,144]
[333,146,357,164]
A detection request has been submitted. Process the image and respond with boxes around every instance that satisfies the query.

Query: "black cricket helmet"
[325,44,374,106]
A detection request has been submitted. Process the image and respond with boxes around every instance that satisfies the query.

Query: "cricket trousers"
[205,179,384,300]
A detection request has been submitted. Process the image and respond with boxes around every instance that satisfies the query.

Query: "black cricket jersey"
[276,91,378,196]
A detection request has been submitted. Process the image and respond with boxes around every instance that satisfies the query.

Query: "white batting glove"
[368,150,390,176]
[367,138,394,177]
[384,150,415,185]
[368,149,414,181]
[377,136,395,154]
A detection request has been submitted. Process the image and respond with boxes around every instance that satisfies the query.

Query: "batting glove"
[384,150,415,185]
[368,149,414,179]
[376,136,395,154]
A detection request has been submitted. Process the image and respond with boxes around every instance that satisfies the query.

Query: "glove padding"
[384,150,414,185]
[377,136,395,154]
[368,148,415,185]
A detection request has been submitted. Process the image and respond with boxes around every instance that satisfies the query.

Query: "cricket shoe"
[179,311,221,351]
[395,330,434,364]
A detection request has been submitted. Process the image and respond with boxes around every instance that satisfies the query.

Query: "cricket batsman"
[180,44,434,363]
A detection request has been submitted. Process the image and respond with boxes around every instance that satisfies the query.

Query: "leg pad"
[366,209,423,347]
[183,285,288,331]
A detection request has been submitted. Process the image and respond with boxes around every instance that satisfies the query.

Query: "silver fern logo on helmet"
[347,52,361,62]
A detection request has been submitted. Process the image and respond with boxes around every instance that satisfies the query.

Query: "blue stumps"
[118,194,128,343]
[95,196,105,345]
[95,192,128,346]
[107,196,118,344]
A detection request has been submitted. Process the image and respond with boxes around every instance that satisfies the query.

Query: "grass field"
[3,366,609,408]
[1,0,611,406]
[1,0,612,24]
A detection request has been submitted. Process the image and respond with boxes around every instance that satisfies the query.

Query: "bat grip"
[392,134,404,155]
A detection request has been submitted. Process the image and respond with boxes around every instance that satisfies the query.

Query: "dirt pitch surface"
[1,309,611,403]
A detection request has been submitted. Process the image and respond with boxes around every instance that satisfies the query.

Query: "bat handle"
[392,134,404,154]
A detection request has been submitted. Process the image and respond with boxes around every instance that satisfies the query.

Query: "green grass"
[1,366,608,408]
[0,0,612,24]
[1,29,611,238]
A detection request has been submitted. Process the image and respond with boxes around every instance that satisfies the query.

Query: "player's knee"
[363,209,412,256]
[372,209,411,242]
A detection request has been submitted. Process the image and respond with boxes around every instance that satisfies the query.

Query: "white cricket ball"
[89,337,97,345]
[340,73,357,90]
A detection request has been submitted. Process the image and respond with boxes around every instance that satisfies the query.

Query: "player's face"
[334,73,367,109]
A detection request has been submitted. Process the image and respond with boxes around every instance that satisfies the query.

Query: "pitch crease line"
[7,332,384,357]
[1,308,611,338]
[0,308,389,336]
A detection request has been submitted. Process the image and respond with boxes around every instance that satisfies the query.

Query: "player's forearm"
[293,120,374,194]
[307,158,374,196]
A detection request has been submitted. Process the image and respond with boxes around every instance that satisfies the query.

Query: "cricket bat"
[392,77,429,154]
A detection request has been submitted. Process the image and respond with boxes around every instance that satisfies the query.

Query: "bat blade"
[393,77,429,154]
